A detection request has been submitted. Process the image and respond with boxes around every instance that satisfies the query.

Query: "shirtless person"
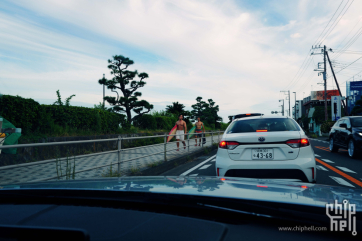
[175,114,187,151]
[194,117,205,146]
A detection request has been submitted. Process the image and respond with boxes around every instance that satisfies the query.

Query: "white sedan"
[216,116,316,183]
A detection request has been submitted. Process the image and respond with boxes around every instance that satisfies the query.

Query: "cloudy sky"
[1,0,362,122]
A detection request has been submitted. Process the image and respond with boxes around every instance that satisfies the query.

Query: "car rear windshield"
[351,117,362,127]
[226,118,300,133]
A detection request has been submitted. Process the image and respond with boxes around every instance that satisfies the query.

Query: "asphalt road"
[167,139,362,189]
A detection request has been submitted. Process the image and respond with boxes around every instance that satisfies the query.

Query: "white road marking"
[330,176,355,187]
[321,159,334,163]
[314,154,321,157]
[180,155,216,176]
[336,166,356,173]
[189,173,198,176]
[316,165,328,171]
[211,159,216,162]
[199,164,212,170]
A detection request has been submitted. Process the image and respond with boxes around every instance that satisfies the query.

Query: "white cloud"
[1,0,362,121]
[290,33,301,38]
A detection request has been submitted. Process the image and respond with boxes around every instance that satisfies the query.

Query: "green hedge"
[42,105,125,133]
[0,95,41,135]
[155,116,173,130]
[0,95,125,135]
[133,114,157,130]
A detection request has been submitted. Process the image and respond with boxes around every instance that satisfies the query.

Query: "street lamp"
[279,99,284,116]
[293,92,296,120]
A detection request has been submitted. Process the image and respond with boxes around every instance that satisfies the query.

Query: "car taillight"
[286,138,310,148]
[256,130,267,132]
[218,141,239,150]
[300,138,309,147]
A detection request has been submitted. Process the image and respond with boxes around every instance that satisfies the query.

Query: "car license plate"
[252,148,274,160]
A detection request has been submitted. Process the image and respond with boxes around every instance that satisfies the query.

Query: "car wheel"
[329,137,339,152]
[348,139,358,159]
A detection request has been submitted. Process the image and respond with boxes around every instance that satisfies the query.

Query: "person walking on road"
[194,117,205,146]
[175,114,187,151]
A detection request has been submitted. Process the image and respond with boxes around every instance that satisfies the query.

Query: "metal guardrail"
[0,131,224,180]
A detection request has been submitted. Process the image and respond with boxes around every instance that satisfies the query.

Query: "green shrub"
[321,121,335,133]
[0,95,41,135]
[42,105,124,133]
[220,122,229,130]
[155,116,172,130]
[133,114,157,130]
[0,95,125,135]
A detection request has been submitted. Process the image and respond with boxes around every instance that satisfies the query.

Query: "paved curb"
[135,145,217,176]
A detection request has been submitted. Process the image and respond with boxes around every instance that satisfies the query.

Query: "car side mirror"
[339,123,347,128]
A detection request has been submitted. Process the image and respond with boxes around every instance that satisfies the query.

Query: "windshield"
[351,118,362,127]
[226,118,300,133]
[2,2,362,236]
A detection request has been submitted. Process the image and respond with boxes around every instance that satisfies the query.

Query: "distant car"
[329,116,362,158]
[230,113,263,122]
[216,116,316,183]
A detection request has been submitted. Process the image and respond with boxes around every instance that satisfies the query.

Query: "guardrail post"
[211,132,213,146]
[164,135,167,162]
[202,132,204,148]
[187,133,190,152]
[117,136,122,174]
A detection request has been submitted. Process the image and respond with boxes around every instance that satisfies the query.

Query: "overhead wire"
[318,0,354,45]
[286,1,346,95]
[312,0,344,46]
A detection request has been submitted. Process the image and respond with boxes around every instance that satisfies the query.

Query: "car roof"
[233,113,262,116]
[233,115,289,121]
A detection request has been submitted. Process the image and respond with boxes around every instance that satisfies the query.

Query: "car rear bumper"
[216,147,316,183]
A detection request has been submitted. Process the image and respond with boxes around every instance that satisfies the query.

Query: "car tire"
[348,139,359,159]
[329,137,339,152]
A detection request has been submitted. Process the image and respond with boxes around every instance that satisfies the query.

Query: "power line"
[284,53,312,90]
[313,0,344,46]
[327,56,362,78]
[318,0,354,45]
[332,15,362,52]
[286,2,345,92]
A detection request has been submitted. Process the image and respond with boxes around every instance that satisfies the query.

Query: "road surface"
[166,139,362,189]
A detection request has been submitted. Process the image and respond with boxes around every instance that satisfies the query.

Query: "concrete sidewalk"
[0,135,220,185]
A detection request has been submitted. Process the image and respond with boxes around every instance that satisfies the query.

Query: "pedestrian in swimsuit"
[175,114,187,151]
[194,117,205,146]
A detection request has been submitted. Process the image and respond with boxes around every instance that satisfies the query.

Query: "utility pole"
[323,45,328,121]
[293,92,296,120]
[280,91,290,117]
[288,90,290,117]
[279,99,284,116]
[326,50,348,116]
[103,73,105,107]
[312,45,328,121]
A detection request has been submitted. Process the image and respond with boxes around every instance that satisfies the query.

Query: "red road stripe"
[315,146,347,152]
[316,158,362,188]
